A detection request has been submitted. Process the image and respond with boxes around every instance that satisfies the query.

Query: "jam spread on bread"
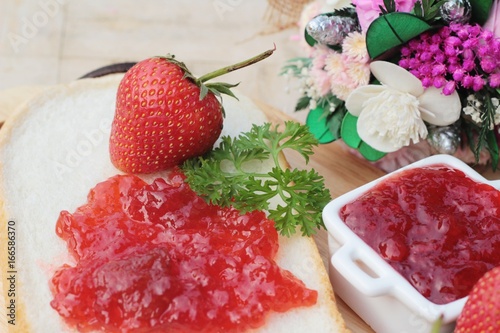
[340,164,500,304]
[50,171,317,332]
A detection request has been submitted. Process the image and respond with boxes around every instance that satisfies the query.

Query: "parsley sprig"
[181,121,331,237]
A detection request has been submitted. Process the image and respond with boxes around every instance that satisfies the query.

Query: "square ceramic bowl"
[323,154,499,333]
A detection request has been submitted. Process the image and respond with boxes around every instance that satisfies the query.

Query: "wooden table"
[256,101,387,332]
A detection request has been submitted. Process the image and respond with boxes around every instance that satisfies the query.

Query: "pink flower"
[311,45,332,70]
[484,0,500,37]
[310,67,332,96]
[352,0,417,32]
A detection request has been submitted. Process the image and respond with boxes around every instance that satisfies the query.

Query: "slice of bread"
[0,74,349,332]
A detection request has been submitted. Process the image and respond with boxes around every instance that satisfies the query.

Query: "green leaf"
[306,106,336,144]
[199,83,209,100]
[340,113,386,161]
[382,0,397,13]
[206,82,239,100]
[236,121,318,163]
[470,0,493,25]
[305,28,317,47]
[295,96,311,112]
[413,1,423,17]
[181,122,331,237]
[486,129,499,171]
[412,0,447,22]
[366,12,432,59]
[328,104,347,140]
[358,142,387,161]
[340,113,362,148]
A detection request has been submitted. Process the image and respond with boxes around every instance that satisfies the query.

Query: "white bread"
[0,85,47,126]
[0,74,349,333]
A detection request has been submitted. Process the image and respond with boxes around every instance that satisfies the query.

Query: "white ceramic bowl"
[323,154,499,333]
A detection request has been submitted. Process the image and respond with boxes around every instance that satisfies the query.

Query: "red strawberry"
[110,47,274,174]
[454,266,500,333]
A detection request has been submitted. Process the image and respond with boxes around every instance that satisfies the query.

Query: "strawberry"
[454,266,500,333]
[109,47,274,174]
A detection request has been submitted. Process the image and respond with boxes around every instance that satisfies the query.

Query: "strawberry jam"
[50,172,317,332]
[340,164,500,304]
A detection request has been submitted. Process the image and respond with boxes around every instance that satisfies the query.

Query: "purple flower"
[432,64,446,76]
[445,36,462,47]
[462,75,474,88]
[398,23,500,95]
[443,81,456,95]
[453,69,465,81]
[462,59,475,72]
[473,76,485,91]
[420,51,432,61]
[421,76,433,87]
[481,58,496,73]
[490,73,500,87]
[400,46,411,57]
[433,76,446,88]
[435,52,446,63]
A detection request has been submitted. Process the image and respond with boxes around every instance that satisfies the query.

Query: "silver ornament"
[427,125,462,155]
[440,0,472,24]
[306,14,359,47]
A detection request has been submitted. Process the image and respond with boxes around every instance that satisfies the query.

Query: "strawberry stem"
[197,44,276,83]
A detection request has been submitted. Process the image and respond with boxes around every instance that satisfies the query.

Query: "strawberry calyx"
[159,45,276,104]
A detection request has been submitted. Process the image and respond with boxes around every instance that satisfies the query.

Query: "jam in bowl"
[323,155,500,333]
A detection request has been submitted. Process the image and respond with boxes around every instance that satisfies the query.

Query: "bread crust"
[0,76,349,333]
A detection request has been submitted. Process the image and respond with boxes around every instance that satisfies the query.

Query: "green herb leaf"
[182,121,331,237]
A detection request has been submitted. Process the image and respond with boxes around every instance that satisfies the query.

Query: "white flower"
[491,97,500,126]
[346,61,461,152]
[463,94,483,124]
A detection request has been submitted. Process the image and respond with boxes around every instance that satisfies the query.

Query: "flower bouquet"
[283,0,500,172]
